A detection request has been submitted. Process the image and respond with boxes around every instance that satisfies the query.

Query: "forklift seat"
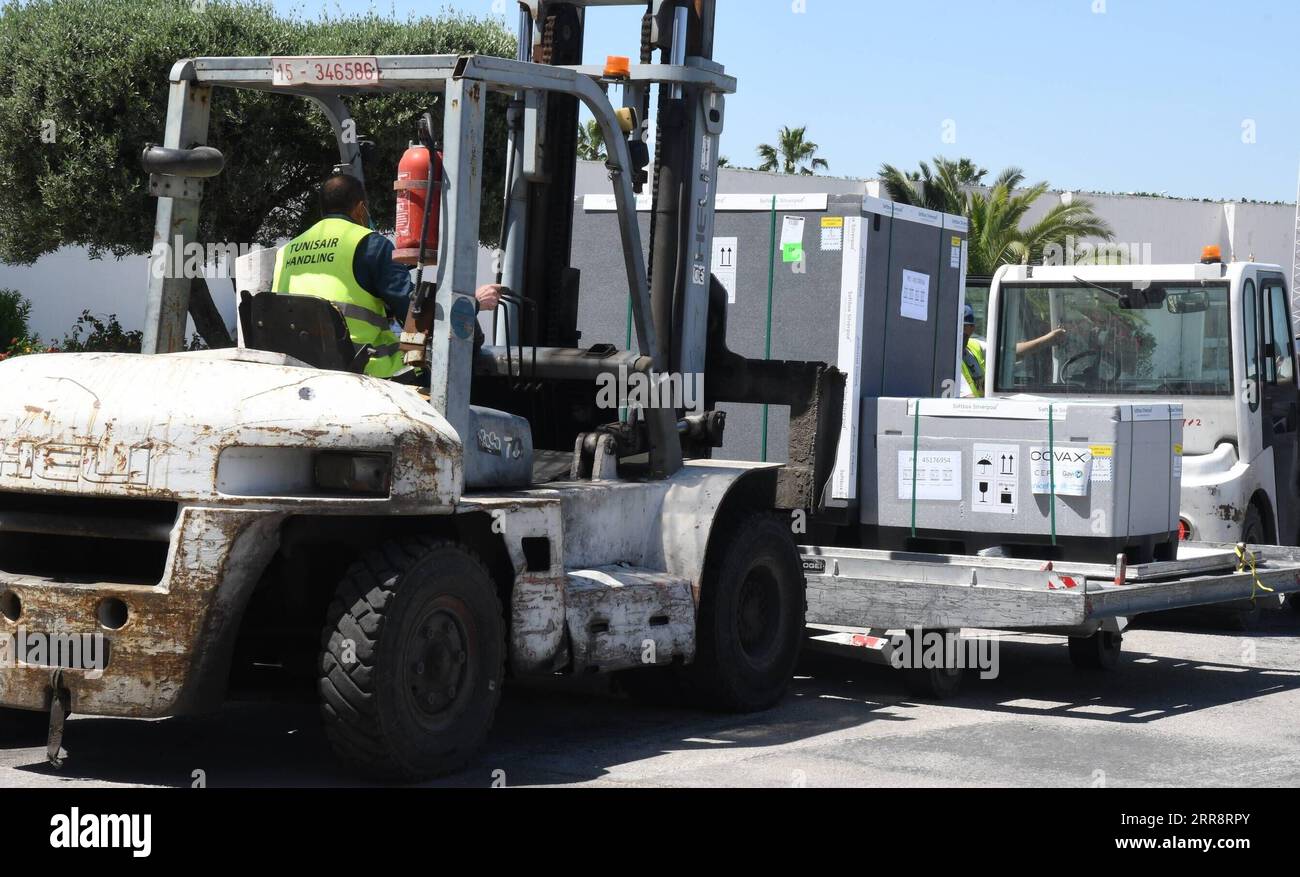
[238,291,372,374]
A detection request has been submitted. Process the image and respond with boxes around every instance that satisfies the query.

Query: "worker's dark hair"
[320,173,367,215]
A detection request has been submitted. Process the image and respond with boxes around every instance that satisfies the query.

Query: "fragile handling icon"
[973,444,1019,514]
[976,456,993,503]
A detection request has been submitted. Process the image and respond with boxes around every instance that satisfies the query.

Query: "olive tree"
[0,0,514,268]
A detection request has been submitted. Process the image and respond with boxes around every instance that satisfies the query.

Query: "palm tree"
[878,156,986,213]
[577,119,606,162]
[756,126,828,175]
[965,168,1113,276]
[878,158,1113,276]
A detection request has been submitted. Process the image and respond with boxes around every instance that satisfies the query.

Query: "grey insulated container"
[871,397,1184,562]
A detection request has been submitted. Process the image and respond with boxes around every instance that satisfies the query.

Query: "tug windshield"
[993,282,1233,396]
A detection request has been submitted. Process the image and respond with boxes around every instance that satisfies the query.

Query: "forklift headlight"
[217,447,392,498]
[314,452,392,497]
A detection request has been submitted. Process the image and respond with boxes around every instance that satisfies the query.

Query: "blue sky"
[272,0,1300,203]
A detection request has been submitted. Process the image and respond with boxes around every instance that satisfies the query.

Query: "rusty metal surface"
[0,349,773,715]
[460,461,771,675]
[0,351,461,511]
[457,495,568,675]
[564,566,695,673]
[0,508,283,718]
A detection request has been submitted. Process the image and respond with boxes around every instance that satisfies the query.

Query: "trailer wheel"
[900,629,965,699]
[319,538,504,781]
[680,513,806,712]
[902,666,965,699]
[1068,629,1123,670]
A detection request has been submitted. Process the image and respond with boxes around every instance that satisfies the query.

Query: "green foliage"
[0,336,55,359]
[0,287,32,348]
[879,156,1114,276]
[576,119,605,162]
[57,310,143,353]
[756,126,828,176]
[879,156,986,214]
[0,0,515,265]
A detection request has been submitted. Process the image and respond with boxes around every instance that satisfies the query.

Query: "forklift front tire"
[319,538,504,782]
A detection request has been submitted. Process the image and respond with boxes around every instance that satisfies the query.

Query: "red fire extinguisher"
[393,142,442,265]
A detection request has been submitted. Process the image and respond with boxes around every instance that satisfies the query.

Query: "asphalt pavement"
[2,612,1298,788]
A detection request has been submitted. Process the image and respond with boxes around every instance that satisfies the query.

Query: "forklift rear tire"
[319,538,504,782]
[679,513,806,712]
[1068,629,1123,670]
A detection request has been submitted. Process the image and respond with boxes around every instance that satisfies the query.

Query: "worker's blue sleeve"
[353,232,413,324]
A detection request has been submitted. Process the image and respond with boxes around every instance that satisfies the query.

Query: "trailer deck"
[801,542,1299,633]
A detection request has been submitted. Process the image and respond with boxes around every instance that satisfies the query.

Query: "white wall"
[3,162,1295,341]
[0,249,150,342]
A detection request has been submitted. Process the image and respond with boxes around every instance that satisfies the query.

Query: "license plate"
[271,56,379,87]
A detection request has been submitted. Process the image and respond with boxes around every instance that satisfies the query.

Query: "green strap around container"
[760,194,777,461]
[877,215,896,396]
[910,399,921,537]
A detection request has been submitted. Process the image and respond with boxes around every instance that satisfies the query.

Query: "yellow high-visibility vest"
[272,217,404,378]
[961,336,986,397]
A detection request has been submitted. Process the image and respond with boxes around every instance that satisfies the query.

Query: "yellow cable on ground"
[1234,543,1275,604]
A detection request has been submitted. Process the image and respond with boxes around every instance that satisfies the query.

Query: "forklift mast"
[485,1,725,471]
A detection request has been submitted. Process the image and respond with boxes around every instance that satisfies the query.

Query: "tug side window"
[1243,278,1258,411]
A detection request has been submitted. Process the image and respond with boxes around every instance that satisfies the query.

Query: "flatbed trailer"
[798,541,1300,695]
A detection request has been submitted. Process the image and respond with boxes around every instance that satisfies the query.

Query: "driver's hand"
[1046,327,1067,347]
[475,283,503,312]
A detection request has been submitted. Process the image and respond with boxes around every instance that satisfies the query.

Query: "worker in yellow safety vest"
[273,173,501,378]
[961,302,1068,397]
[961,304,986,397]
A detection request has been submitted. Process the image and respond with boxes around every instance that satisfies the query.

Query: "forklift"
[0,0,841,780]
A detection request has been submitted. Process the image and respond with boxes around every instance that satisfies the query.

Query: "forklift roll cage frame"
[144,34,734,481]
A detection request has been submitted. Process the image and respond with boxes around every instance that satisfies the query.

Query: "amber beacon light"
[604,55,631,79]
